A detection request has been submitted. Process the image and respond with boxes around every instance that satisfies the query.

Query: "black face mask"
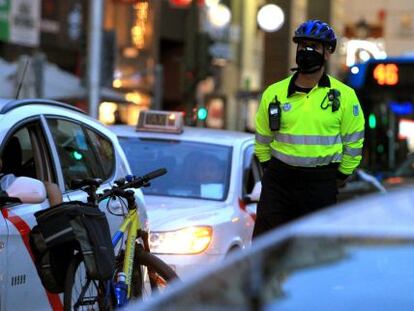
[295,48,325,74]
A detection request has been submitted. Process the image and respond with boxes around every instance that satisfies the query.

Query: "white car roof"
[0,98,119,144]
[0,98,85,115]
[109,125,254,146]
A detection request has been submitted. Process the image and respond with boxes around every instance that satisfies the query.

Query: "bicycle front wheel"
[130,246,178,300]
[63,254,111,311]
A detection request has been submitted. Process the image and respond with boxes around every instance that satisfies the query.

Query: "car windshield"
[119,137,232,201]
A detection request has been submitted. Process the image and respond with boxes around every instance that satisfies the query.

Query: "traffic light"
[71,150,83,161]
[368,113,377,129]
[197,107,208,121]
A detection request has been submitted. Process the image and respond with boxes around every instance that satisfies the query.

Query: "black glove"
[336,171,350,188]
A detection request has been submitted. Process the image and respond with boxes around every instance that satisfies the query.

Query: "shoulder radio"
[268,96,281,131]
[321,89,341,112]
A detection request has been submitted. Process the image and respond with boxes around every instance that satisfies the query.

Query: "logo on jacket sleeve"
[353,104,359,116]
[282,103,291,112]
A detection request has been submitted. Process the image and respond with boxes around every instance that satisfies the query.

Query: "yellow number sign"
[373,63,399,86]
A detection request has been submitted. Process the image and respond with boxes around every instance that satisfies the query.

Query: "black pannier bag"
[29,201,115,293]
[29,226,74,293]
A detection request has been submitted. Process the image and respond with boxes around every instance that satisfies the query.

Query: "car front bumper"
[154,252,226,279]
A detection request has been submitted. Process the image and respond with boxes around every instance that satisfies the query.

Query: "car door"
[242,143,261,218]
[1,120,61,311]
[43,117,123,234]
[0,216,8,311]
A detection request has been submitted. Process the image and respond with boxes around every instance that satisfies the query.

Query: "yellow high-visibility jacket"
[255,74,365,176]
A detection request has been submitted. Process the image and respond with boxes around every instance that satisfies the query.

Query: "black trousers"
[252,157,338,238]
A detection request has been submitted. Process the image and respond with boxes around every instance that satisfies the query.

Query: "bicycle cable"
[106,194,128,217]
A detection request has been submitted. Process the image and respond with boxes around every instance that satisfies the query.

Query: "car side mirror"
[245,181,262,203]
[5,177,47,204]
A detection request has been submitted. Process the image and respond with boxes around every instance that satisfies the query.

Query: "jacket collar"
[287,72,330,97]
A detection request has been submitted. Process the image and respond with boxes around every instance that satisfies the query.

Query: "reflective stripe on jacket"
[255,74,365,175]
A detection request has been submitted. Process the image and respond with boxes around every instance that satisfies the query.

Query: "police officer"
[253,20,365,238]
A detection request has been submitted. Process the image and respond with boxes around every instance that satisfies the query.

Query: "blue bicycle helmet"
[293,20,337,52]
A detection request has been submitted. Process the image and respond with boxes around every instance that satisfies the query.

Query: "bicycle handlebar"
[98,168,167,202]
[124,168,167,187]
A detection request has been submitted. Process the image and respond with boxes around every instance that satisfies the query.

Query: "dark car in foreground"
[128,187,414,311]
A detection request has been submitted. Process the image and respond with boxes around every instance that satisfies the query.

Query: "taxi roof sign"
[136,110,184,134]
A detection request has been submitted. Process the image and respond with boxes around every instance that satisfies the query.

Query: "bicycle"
[63,168,178,310]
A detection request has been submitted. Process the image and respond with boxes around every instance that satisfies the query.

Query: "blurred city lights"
[399,119,414,139]
[358,50,371,62]
[345,39,387,67]
[368,113,377,129]
[257,4,285,32]
[123,47,139,58]
[204,0,220,7]
[131,1,149,50]
[113,79,122,88]
[389,101,413,115]
[169,0,192,7]
[207,3,231,28]
[125,91,143,104]
[99,102,118,124]
[351,66,360,74]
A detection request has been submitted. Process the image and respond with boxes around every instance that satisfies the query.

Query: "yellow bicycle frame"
[112,208,141,297]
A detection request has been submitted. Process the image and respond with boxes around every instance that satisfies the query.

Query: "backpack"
[29,201,115,293]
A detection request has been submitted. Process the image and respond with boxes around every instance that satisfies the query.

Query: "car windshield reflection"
[119,138,232,201]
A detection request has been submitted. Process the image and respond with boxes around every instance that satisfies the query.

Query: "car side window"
[85,128,115,180]
[47,118,103,189]
[242,144,261,196]
[1,127,35,178]
[1,121,54,181]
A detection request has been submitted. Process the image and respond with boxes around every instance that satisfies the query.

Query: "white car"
[0,98,144,310]
[110,110,261,278]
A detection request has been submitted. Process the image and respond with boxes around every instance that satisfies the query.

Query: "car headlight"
[149,226,212,254]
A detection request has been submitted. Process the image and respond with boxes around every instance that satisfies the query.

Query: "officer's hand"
[336,171,351,189]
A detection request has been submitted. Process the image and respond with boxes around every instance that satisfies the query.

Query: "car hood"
[144,195,226,231]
